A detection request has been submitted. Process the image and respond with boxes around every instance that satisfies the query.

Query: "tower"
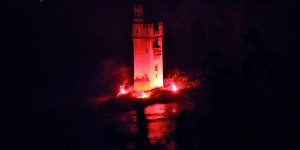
[132,5,164,91]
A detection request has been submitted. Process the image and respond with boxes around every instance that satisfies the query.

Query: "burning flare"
[171,84,177,92]
[118,85,127,95]
[141,91,148,99]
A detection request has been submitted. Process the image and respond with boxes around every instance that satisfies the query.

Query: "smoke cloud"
[98,58,132,96]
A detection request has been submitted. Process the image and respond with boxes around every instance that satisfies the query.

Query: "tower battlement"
[133,5,143,23]
[157,22,163,35]
[143,24,153,27]
[154,22,163,36]
[132,22,163,38]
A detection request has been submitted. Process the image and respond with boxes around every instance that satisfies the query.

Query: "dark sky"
[2,0,300,108]
[2,1,299,149]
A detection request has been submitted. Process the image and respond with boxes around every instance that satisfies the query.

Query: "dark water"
[99,101,194,150]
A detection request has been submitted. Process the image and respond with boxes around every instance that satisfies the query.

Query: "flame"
[120,85,126,93]
[171,84,177,92]
[141,91,148,99]
[118,85,127,95]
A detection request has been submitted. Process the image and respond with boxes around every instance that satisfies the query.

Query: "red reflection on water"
[144,103,177,145]
[144,103,166,115]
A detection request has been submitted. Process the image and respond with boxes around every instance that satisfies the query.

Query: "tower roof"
[135,74,150,82]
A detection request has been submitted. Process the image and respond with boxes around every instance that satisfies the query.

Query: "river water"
[98,100,194,149]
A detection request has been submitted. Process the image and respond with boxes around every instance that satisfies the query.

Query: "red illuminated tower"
[132,5,164,91]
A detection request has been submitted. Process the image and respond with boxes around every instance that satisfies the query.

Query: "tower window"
[156,74,157,78]
[155,64,158,71]
[146,49,148,53]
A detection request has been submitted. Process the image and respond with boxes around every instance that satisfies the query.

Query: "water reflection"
[100,101,193,149]
[135,107,150,149]
[144,103,177,146]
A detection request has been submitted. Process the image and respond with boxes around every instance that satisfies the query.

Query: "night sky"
[2,0,299,149]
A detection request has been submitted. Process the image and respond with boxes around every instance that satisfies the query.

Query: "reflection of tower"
[135,107,150,149]
[132,5,164,91]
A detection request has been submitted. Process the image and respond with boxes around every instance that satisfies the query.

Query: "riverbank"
[96,88,196,113]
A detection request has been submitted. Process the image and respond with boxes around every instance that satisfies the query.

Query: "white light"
[141,91,148,98]
[172,84,177,92]
[118,85,127,95]
[120,86,126,94]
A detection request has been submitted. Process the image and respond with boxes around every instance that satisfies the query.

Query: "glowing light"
[120,85,126,93]
[141,91,148,99]
[171,84,177,92]
[118,85,127,95]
